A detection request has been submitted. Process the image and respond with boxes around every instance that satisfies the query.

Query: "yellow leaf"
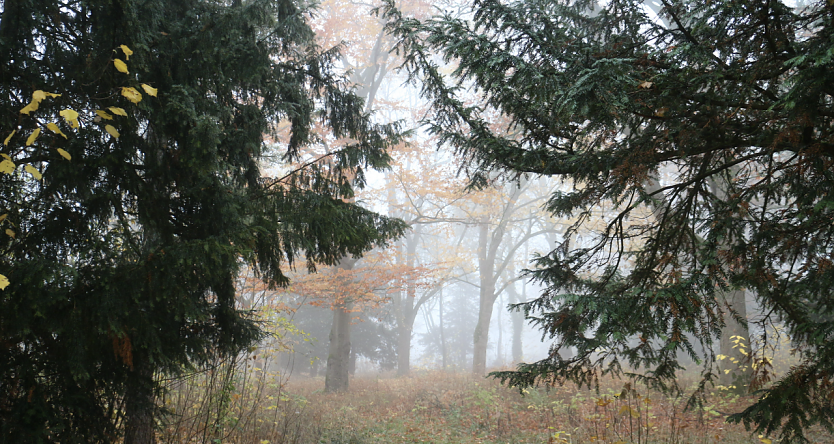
[96,110,114,120]
[60,109,80,128]
[5,228,15,238]
[114,58,129,74]
[20,101,39,115]
[24,164,42,180]
[0,214,6,223]
[105,125,120,139]
[759,436,772,444]
[0,160,14,174]
[0,274,8,290]
[639,81,653,89]
[33,90,61,101]
[0,154,9,161]
[108,107,128,116]
[141,84,158,97]
[121,87,142,104]
[47,122,68,139]
[26,128,41,146]
[120,45,133,59]
[57,148,72,160]
[4,130,15,146]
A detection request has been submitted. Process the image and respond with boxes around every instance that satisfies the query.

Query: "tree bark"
[325,259,357,393]
[123,358,156,444]
[472,219,497,376]
[506,278,524,364]
[439,288,447,370]
[325,300,353,392]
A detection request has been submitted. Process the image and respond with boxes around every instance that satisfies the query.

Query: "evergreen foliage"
[382,0,834,441]
[0,0,405,441]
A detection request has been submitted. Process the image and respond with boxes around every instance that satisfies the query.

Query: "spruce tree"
[382,0,834,441]
[0,0,405,442]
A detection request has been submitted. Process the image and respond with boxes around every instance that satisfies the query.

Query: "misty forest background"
[2,0,834,443]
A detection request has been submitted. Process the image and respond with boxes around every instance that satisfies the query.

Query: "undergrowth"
[157,365,832,444]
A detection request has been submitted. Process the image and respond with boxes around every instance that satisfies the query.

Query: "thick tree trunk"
[472,287,496,375]
[325,259,357,393]
[123,359,156,444]
[396,316,413,376]
[325,300,353,392]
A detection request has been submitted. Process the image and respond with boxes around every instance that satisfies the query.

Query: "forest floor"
[160,367,833,444]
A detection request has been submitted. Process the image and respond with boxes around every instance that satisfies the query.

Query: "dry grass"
[158,365,833,444]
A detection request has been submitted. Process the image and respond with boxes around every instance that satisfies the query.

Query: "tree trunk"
[325,258,357,393]
[473,219,497,376]
[507,279,524,364]
[395,227,421,376]
[123,358,156,444]
[325,300,353,392]
[439,288,447,370]
[719,289,752,389]
[396,315,413,376]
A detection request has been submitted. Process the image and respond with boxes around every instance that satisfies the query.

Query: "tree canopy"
[0,0,405,441]
[382,0,834,441]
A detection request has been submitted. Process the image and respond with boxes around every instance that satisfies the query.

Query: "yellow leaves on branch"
[0,274,8,291]
[4,130,15,146]
[96,110,114,120]
[114,59,129,74]
[121,87,142,104]
[0,159,14,174]
[47,122,67,139]
[25,128,41,146]
[141,84,157,97]
[20,101,39,115]
[20,90,61,115]
[120,45,133,60]
[57,149,71,161]
[24,164,42,180]
[60,109,80,128]
[108,107,127,116]
[105,125,120,139]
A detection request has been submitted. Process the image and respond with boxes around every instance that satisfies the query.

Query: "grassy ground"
[159,367,832,444]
